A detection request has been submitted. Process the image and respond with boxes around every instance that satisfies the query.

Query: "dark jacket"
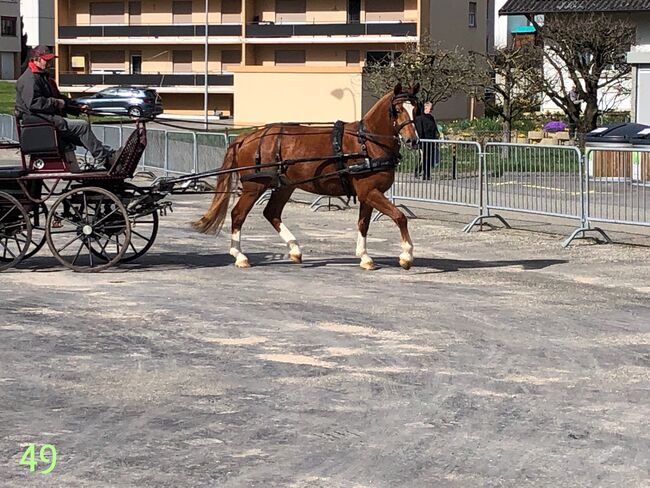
[414,113,439,141]
[15,66,78,130]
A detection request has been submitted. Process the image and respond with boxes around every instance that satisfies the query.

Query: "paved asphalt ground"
[1,191,649,487]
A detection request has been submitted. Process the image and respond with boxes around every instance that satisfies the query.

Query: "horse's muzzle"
[404,138,419,150]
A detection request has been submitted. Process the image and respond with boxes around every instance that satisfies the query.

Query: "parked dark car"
[74,86,163,118]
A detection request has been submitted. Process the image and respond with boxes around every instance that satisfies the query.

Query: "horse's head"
[391,82,420,150]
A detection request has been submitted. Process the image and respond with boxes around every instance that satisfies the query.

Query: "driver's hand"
[79,104,90,113]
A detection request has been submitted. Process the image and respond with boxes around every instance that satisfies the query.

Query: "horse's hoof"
[235,256,250,268]
[289,253,302,264]
[399,258,413,270]
[360,260,376,270]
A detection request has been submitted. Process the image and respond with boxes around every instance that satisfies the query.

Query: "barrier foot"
[372,204,417,223]
[463,213,511,233]
[310,196,350,212]
[562,226,613,248]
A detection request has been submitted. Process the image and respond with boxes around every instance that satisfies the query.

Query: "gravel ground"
[0,191,649,487]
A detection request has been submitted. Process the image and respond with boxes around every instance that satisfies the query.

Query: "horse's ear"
[393,83,403,96]
[411,83,421,95]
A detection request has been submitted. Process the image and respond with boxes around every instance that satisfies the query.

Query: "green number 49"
[19,444,57,474]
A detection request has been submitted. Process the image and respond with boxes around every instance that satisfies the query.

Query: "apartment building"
[55,0,489,124]
[21,0,55,47]
[0,0,21,80]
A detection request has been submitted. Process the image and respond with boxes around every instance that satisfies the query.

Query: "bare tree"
[475,46,542,142]
[364,38,480,108]
[527,13,635,138]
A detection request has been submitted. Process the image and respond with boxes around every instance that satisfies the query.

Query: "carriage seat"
[0,166,27,178]
[18,115,62,155]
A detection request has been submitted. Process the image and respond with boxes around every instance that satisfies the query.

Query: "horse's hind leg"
[356,201,375,270]
[230,181,267,268]
[365,188,414,270]
[262,187,302,263]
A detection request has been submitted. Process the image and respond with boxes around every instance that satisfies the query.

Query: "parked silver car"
[74,86,163,118]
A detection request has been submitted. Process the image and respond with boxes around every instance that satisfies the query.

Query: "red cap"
[31,45,57,61]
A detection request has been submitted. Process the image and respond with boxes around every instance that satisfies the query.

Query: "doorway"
[130,53,142,74]
[347,0,360,23]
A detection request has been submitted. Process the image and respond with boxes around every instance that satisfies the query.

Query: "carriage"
[0,115,169,272]
[1,83,420,273]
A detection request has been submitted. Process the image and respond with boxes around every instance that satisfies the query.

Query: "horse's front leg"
[262,187,302,263]
[356,201,375,270]
[365,188,414,270]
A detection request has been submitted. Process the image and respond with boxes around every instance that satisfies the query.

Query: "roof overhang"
[500,0,650,16]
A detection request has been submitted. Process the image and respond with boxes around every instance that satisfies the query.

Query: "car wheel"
[128,106,142,118]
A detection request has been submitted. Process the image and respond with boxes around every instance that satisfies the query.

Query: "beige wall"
[232,67,362,124]
[64,45,240,73]
[64,0,233,25]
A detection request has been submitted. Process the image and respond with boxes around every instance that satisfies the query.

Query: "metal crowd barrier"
[584,147,650,229]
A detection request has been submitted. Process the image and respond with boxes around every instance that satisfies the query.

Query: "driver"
[15,45,115,171]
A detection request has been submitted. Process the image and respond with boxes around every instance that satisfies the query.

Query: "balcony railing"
[245,22,417,37]
[58,24,242,39]
[59,72,234,87]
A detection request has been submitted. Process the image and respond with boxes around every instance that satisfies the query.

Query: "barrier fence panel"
[103,126,122,150]
[393,139,482,210]
[0,114,15,141]
[196,132,228,174]
[165,130,195,175]
[585,148,650,228]
[142,128,166,171]
[483,142,584,220]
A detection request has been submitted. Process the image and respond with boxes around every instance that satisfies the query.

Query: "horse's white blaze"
[403,101,415,122]
[279,223,301,257]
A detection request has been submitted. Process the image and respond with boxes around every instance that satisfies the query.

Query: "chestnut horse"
[193,83,420,270]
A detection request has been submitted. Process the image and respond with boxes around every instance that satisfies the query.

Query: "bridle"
[390,93,419,134]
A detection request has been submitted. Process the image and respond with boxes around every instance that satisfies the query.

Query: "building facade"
[0,0,21,80]
[55,0,490,124]
[21,0,55,48]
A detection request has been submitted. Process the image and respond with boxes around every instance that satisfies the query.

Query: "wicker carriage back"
[107,122,147,178]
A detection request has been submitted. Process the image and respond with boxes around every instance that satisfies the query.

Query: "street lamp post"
[204,0,209,130]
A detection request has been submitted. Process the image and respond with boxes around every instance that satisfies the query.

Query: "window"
[90,3,124,24]
[90,50,125,72]
[221,0,241,23]
[276,0,306,23]
[172,1,192,23]
[173,50,193,72]
[366,51,398,66]
[365,0,404,22]
[275,50,305,65]
[469,2,477,28]
[346,50,360,66]
[1,17,17,37]
[222,50,241,68]
[129,1,141,24]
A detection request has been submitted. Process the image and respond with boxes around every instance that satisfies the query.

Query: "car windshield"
[144,90,157,99]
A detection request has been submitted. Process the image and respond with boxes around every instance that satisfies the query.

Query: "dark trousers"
[415,144,440,180]
[61,119,110,163]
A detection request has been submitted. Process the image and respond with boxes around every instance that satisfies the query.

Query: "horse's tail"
[192,143,238,235]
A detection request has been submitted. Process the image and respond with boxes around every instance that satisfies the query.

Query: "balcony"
[59,72,234,87]
[58,24,242,39]
[245,22,417,38]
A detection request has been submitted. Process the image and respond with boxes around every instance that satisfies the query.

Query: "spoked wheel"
[89,187,159,263]
[122,189,159,262]
[23,203,48,260]
[46,187,131,272]
[0,191,32,272]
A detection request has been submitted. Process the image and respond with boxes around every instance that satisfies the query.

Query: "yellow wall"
[232,67,362,124]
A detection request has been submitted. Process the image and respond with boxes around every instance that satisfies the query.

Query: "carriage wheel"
[23,203,48,260]
[46,187,131,272]
[88,187,159,263]
[0,191,32,272]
